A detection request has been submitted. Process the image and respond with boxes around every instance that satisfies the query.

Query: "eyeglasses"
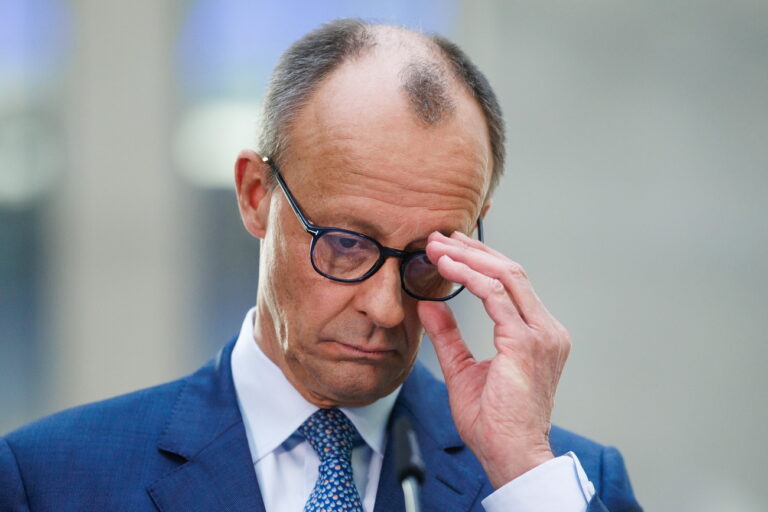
[264,157,483,301]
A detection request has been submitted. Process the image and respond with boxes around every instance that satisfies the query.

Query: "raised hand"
[418,231,572,488]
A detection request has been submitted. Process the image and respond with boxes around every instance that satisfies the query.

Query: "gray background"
[2,1,766,511]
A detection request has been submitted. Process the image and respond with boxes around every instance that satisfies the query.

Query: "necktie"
[299,408,364,512]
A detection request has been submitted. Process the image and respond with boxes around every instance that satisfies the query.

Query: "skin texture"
[235,38,571,487]
[236,49,490,408]
[419,233,571,487]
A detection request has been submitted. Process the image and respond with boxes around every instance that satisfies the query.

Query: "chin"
[321,367,403,407]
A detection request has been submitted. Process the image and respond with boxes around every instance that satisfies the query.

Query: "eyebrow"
[340,217,386,239]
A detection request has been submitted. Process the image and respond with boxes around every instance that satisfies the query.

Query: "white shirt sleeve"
[481,452,596,512]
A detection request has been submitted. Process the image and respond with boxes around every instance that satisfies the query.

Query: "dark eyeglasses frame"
[263,157,484,301]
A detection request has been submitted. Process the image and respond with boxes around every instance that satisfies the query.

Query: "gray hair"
[257,18,506,196]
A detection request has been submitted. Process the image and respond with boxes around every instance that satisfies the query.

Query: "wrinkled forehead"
[280,53,492,227]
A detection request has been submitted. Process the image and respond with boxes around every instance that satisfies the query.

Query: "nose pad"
[353,257,405,328]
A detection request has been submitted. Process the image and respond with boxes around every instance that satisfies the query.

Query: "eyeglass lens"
[401,252,459,299]
[311,230,462,300]
[312,231,380,280]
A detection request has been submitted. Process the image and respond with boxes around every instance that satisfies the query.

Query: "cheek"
[264,235,356,349]
[264,215,314,305]
[260,221,311,347]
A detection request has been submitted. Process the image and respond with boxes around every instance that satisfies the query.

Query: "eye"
[337,237,359,249]
[321,232,372,257]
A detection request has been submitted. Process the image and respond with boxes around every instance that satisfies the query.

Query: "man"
[0,19,641,511]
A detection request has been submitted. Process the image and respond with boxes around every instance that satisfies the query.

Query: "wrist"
[481,447,555,489]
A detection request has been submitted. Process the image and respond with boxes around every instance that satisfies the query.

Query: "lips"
[323,340,397,359]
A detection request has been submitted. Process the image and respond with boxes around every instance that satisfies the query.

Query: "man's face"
[253,54,491,408]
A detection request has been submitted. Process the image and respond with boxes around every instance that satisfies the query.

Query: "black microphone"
[394,416,424,512]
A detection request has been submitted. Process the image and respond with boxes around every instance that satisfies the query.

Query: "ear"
[235,149,272,239]
[479,200,491,220]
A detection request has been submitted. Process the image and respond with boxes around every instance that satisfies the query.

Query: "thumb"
[418,301,475,384]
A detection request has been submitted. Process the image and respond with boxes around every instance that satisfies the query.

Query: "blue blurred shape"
[0,0,71,91]
[177,0,457,99]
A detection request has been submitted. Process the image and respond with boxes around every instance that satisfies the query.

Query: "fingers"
[417,301,475,384]
[426,231,549,327]
[435,254,524,331]
[446,230,507,260]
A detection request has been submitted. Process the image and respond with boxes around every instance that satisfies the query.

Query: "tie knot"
[299,409,356,461]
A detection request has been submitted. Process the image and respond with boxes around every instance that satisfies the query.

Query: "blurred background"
[1,0,766,510]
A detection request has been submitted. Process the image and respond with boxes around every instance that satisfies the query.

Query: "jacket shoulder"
[1,377,190,509]
[4,377,186,447]
[1,377,188,484]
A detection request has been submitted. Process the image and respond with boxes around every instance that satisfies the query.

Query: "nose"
[352,257,406,328]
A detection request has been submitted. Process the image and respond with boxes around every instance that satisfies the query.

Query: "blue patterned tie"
[299,408,364,512]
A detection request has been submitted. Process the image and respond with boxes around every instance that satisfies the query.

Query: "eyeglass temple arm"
[262,157,320,235]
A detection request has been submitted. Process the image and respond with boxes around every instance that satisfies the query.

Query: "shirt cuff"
[481,452,596,512]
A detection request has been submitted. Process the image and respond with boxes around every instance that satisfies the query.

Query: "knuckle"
[538,326,569,351]
[554,324,572,352]
[489,277,506,295]
[547,335,562,352]
[505,262,528,279]
[530,329,549,346]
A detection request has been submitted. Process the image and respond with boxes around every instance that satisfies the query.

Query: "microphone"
[393,416,425,512]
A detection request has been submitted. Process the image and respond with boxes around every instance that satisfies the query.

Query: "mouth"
[323,340,397,361]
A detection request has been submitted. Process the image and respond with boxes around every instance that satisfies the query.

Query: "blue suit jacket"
[0,339,641,511]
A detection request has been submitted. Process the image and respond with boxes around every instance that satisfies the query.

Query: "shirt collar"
[231,306,401,462]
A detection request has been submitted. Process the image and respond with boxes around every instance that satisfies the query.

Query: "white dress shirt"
[232,307,595,511]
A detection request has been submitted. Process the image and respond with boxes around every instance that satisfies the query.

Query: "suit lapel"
[147,340,266,512]
[145,343,487,512]
[375,363,488,512]
[148,422,265,512]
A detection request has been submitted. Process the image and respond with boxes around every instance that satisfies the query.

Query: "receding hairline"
[349,25,465,125]
[257,19,505,196]
[280,25,479,154]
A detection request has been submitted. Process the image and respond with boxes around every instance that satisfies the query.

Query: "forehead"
[281,54,492,237]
